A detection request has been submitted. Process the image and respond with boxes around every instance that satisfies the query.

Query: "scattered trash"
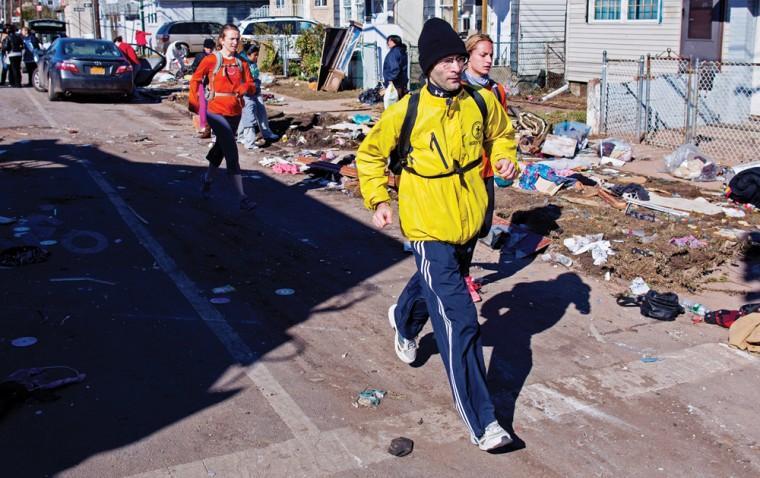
[640,357,661,363]
[11,337,38,347]
[541,134,578,158]
[0,246,50,267]
[212,285,236,294]
[0,216,17,225]
[625,208,656,222]
[275,288,295,296]
[272,163,301,175]
[610,183,649,201]
[704,303,760,328]
[728,312,760,354]
[540,251,573,268]
[599,138,633,166]
[1,366,86,416]
[480,224,551,259]
[669,235,706,249]
[351,114,372,125]
[664,144,718,181]
[552,121,591,151]
[629,277,650,296]
[721,207,745,218]
[617,290,684,321]
[727,167,760,208]
[387,437,414,457]
[353,388,386,408]
[563,234,615,266]
[61,230,109,254]
[39,240,58,246]
[384,83,399,110]
[209,297,231,304]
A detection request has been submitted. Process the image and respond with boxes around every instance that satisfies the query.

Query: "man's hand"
[372,202,393,229]
[494,159,518,180]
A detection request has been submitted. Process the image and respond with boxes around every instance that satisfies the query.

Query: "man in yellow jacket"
[357,18,519,451]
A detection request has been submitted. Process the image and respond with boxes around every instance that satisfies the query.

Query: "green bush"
[295,24,325,79]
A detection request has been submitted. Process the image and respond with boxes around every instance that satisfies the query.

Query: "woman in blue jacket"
[382,35,408,98]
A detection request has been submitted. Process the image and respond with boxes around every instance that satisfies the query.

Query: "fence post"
[282,37,289,77]
[636,55,645,143]
[600,50,608,134]
[644,54,651,144]
[684,56,694,144]
[691,58,701,142]
[544,42,549,88]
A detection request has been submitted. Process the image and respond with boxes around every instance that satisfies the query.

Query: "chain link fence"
[408,40,566,93]
[601,52,760,162]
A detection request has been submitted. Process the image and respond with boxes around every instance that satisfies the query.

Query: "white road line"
[25,89,318,438]
[24,88,60,128]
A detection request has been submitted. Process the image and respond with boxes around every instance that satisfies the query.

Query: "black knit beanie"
[418,18,467,75]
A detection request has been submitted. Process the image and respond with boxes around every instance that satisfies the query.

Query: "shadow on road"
[0,137,406,476]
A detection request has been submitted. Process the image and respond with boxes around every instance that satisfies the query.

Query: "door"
[681,0,724,60]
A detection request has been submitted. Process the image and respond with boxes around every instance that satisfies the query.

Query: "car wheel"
[33,69,45,92]
[47,75,60,101]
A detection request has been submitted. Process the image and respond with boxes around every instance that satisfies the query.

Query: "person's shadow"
[479,272,591,452]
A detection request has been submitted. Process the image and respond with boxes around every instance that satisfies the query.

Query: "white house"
[566,0,760,84]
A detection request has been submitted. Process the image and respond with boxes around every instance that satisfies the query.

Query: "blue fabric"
[393,240,495,439]
[22,36,39,63]
[518,164,577,191]
[382,46,408,90]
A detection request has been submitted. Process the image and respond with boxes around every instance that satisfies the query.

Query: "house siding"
[566,0,682,83]
[518,0,567,42]
[722,0,759,62]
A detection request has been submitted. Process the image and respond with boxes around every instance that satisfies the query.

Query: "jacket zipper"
[430,132,449,169]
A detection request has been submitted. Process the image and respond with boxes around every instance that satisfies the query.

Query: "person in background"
[114,36,140,74]
[189,24,256,211]
[237,42,278,148]
[189,38,215,73]
[165,40,187,78]
[1,24,23,88]
[459,33,511,302]
[20,27,40,87]
[382,34,408,99]
[0,25,9,87]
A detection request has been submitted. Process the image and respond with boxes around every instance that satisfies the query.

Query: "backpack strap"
[388,92,420,175]
[212,51,223,76]
[462,84,488,126]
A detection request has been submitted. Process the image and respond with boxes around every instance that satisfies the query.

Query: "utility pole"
[481,0,487,33]
[452,0,458,34]
[139,0,145,32]
[92,0,101,38]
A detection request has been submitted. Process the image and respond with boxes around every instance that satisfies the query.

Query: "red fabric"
[117,42,139,66]
[189,54,255,117]
[135,30,148,47]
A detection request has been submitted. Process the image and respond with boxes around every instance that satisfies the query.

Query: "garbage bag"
[664,144,718,181]
[599,138,633,165]
[384,83,399,110]
[358,84,383,105]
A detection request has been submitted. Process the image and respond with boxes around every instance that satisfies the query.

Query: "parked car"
[238,16,318,60]
[27,18,67,49]
[154,21,222,56]
[33,38,135,101]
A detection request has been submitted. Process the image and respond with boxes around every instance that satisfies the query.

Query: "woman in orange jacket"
[189,24,256,211]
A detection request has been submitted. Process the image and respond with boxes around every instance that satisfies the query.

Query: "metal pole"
[282,37,288,77]
[636,55,645,143]
[644,54,651,144]
[692,58,701,142]
[92,0,101,38]
[452,0,458,33]
[544,42,549,88]
[684,56,694,144]
[481,0,487,33]
[600,50,608,134]
[139,0,145,32]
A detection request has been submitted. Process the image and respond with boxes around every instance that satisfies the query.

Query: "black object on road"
[388,437,414,457]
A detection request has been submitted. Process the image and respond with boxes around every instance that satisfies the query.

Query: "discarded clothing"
[728,313,760,354]
[610,183,650,201]
[272,163,301,175]
[727,167,760,208]
[669,235,706,248]
[0,246,50,267]
[479,224,551,259]
[388,437,414,457]
[519,164,576,191]
[705,303,760,328]
[358,85,384,105]
[1,366,86,417]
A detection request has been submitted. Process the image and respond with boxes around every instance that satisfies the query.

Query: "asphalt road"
[1,87,759,478]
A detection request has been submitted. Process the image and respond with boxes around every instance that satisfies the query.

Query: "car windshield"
[60,40,122,58]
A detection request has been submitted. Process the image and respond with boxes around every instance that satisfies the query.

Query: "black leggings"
[205,112,241,175]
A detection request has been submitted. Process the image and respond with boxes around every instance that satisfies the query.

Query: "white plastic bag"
[599,138,632,167]
[383,83,399,110]
[664,144,718,181]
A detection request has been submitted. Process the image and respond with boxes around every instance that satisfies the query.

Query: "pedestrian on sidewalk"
[459,33,512,302]
[189,24,257,211]
[382,34,408,99]
[1,25,23,88]
[356,18,519,452]
[237,42,278,148]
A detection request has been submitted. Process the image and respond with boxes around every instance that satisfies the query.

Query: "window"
[594,0,621,20]
[591,0,660,21]
[628,0,658,20]
[275,0,285,8]
[315,0,327,6]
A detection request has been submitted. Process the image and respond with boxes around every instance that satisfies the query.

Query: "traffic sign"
[73,7,84,12]
[83,2,92,6]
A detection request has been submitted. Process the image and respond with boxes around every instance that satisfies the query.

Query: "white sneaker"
[475,421,513,451]
[388,304,416,364]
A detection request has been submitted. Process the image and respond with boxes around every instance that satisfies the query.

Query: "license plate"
[90,66,105,75]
